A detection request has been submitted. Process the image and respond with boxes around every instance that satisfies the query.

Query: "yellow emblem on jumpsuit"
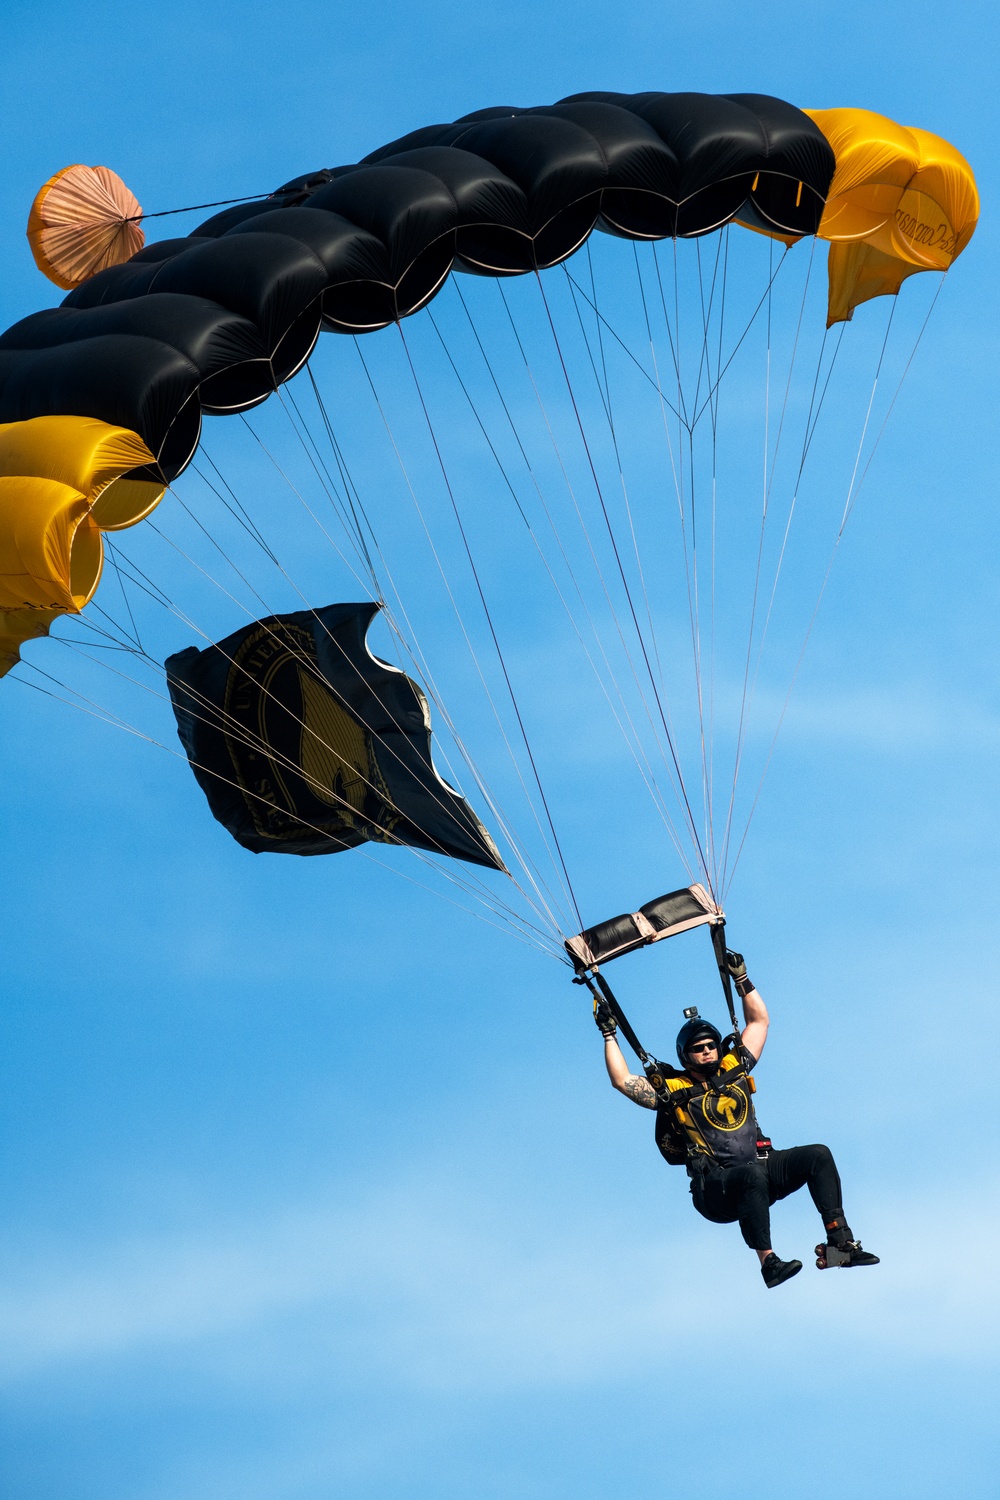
[697,1086,750,1133]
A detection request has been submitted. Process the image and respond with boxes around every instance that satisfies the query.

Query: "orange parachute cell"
[27,164,145,290]
[806,109,979,324]
[0,416,157,676]
[0,475,103,610]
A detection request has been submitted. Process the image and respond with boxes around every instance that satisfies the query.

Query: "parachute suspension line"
[631,242,686,539]
[276,386,382,584]
[579,246,679,716]
[690,227,728,431]
[694,228,735,885]
[68,544,563,948]
[721,282,940,895]
[426,298,695,881]
[559,260,697,867]
[130,191,275,223]
[649,240,688,429]
[639,243,713,878]
[10,658,563,958]
[839,293,904,531]
[297,365,564,931]
[166,456,470,859]
[761,239,818,517]
[141,510,534,888]
[562,260,669,706]
[493,278,700,864]
[440,282,701,876]
[716,239,819,891]
[210,412,552,915]
[133,504,558,935]
[396,319,584,932]
[236,414,381,600]
[303,365,393,589]
[154,465,421,825]
[565,245,612,431]
[97,552,144,651]
[102,538,145,653]
[194,451,281,566]
[332,372,573,941]
[652,248,707,812]
[667,236,719,880]
[584,242,615,430]
[691,245,793,431]
[705,227,732,887]
[631,241,716,873]
[533,269,713,894]
[62,602,153,659]
[166,482,289,618]
[845,275,947,521]
[351,335,579,933]
[562,268,683,422]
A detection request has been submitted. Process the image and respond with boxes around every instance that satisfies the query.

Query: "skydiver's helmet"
[676,1017,724,1068]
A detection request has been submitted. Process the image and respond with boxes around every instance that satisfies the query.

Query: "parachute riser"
[573,969,653,1071]
[709,920,742,1044]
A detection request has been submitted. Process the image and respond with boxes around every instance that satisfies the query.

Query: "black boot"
[815,1240,880,1268]
[761,1252,803,1288]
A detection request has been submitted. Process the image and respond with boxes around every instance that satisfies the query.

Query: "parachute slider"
[564,882,723,972]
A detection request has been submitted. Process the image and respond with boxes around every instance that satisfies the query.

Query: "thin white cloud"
[1,1174,995,1397]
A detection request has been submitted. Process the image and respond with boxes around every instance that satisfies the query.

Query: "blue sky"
[2,4,998,1497]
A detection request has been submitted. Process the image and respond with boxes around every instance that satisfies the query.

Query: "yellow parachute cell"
[0,476,102,609]
[806,109,979,324]
[27,164,145,291]
[0,417,158,676]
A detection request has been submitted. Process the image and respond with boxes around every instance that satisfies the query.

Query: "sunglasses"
[688,1041,718,1054]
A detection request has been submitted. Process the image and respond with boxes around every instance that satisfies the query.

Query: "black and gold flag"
[166,603,506,871]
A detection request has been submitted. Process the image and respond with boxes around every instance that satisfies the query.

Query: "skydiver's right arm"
[603,1034,658,1109]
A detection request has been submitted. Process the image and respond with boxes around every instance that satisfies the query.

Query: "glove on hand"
[725,948,755,997]
[594,998,618,1038]
[725,949,748,982]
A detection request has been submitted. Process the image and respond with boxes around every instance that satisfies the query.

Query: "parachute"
[2,90,979,950]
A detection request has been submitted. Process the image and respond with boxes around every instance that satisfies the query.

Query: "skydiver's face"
[686,1040,719,1072]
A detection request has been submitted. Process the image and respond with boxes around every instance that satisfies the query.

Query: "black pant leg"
[766,1145,846,1227]
[691,1163,772,1252]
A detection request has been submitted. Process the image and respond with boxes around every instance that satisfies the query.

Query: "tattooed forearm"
[619,1075,658,1109]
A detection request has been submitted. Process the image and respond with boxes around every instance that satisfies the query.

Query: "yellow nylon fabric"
[806,108,979,324]
[0,605,66,677]
[0,416,160,676]
[0,476,102,611]
[0,416,162,526]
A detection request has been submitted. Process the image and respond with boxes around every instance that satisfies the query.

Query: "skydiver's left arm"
[740,985,768,1061]
[725,949,768,1061]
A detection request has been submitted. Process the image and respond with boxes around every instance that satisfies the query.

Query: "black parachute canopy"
[165,602,506,871]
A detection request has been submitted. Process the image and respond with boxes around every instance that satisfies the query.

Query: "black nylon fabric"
[0,298,267,374]
[0,91,835,480]
[0,335,203,475]
[166,602,507,869]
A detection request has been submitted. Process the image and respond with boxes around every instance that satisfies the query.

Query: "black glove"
[725,949,747,982]
[594,997,618,1039]
[725,948,755,997]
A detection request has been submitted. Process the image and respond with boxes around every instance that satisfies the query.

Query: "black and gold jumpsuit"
[655,1046,848,1252]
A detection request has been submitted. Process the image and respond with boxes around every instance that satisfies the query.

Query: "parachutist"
[598,953,879,1287]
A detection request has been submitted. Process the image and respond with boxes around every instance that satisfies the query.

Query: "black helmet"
[676,1017,723,1067]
